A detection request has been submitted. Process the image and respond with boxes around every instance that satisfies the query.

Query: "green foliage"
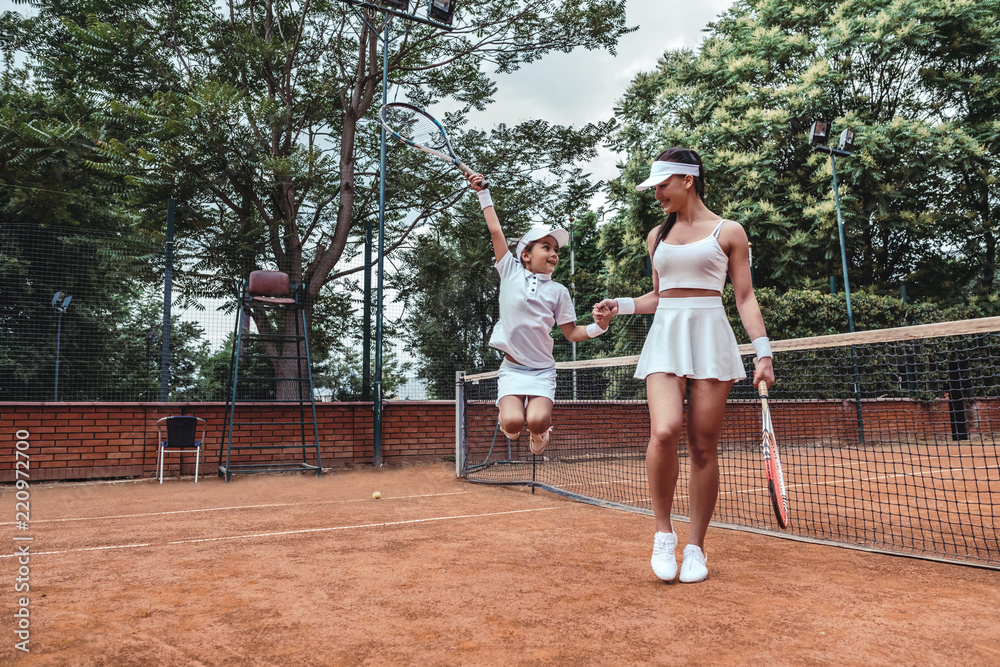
[605,0,1000,302]
[3,0,632,400]
[723,286,1000,343]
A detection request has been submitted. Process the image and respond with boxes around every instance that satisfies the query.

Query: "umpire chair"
[219,270,323,481]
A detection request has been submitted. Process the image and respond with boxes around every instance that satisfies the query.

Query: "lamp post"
[51,291,73,401]
[337,0,456,466]
[809,120,864,442]
[808,121,857,333]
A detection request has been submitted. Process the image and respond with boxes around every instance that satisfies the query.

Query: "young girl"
[467,173,610,455]
[595,148,775,583]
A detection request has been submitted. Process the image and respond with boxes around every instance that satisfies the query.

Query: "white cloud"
[469,0,733,128]
[462,0,736,202]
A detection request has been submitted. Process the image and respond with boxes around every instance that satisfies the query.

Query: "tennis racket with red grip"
[756,367,790,528]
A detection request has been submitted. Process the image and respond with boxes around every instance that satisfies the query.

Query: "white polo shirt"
[489,252,577,369]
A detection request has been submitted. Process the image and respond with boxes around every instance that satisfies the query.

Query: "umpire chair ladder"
[220,270,322,481]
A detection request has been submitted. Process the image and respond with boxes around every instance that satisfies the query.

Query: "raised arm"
[466,173,507,263]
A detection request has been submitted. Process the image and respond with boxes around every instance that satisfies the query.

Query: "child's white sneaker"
[529,427,551,455]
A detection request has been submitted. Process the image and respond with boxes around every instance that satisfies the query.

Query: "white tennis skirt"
[496,358,557,405]
[634,297,747,381]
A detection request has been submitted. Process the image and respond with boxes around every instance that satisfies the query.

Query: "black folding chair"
[156,416,206,483]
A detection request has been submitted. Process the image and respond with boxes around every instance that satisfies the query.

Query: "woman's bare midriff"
[658,288,722,298]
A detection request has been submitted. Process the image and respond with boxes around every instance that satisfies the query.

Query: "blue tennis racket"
[379,102,487,187]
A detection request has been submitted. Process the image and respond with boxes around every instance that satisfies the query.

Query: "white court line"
[0,507,565,558]
[0,491,471,526]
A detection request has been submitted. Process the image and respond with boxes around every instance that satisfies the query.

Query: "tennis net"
[456,317,1000,569]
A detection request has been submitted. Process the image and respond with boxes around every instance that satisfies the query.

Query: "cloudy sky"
[466,0,736,191]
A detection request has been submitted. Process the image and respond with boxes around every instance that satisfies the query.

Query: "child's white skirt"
[496,358,557,405]
[634,297,747,381]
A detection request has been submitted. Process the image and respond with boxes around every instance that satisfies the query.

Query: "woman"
[595,148,774,583]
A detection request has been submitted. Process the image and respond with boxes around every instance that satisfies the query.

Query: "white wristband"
[752,337,772,359]
[586,322,607,338]
[616,297,635,315]
[476,189,493,209]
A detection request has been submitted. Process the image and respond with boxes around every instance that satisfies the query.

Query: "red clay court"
[2,461,998,665]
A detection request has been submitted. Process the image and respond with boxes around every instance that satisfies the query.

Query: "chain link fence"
[2,223,640,402]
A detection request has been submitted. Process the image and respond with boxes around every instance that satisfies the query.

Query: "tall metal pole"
[337,0,455,465]
[161,197,175,401]
[53,311,63,401]
[831,154,855,334]
[830,153,865,443]
[569,217,577,400]
[373,16,390,468]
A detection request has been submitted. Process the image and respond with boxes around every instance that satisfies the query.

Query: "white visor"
[635,161,701,191]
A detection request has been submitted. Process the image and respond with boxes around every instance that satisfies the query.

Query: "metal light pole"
[809,121,864,442]
[373,14,391,467]
[337,0,456,466]
[569,216,577,400]
[51,291,73,401]
[809,122,856,333]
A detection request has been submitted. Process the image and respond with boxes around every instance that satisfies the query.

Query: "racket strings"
[384,108,449,150]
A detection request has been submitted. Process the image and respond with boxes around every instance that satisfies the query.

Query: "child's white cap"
[516,227,570,258]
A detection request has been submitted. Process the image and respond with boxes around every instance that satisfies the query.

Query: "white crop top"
[653,220,729,292]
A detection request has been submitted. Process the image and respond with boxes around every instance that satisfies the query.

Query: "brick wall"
[0,401,455,482]
[2,397,997,482]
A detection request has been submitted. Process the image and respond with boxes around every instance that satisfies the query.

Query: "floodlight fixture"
[380,0,410,10]
[808,120,830,146]
[838,128,856,153]
[51,291,73,313]
[428,0,455,25]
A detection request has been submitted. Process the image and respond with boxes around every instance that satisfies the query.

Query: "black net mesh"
[459,322,1000,569]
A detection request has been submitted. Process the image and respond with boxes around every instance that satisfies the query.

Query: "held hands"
[593,298,619,319]
[592,301,614,329]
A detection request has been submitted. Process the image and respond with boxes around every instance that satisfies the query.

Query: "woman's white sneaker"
[679,544,708,583]
[650,531,678,581]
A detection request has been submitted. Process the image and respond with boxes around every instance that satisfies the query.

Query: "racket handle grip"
[458,163,489,190]
[753,357,768,397]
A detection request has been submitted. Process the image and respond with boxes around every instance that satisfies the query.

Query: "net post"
[455,371,467,478]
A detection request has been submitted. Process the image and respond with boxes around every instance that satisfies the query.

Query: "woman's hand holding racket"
[752,354,774,389]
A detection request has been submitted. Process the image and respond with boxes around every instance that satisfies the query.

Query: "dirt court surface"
[3,461,999,666]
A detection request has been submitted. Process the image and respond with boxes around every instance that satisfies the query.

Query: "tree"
[13,0,633,398]
[604,0,999,309]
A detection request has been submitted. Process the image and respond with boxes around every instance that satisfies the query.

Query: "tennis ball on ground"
[373,491,382,499]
